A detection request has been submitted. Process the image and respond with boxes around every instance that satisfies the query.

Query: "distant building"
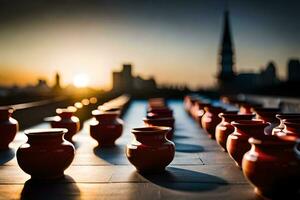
[112,63,157,93]
[53,72,62,91]
[288,59,300,82]
[217,10,279,93]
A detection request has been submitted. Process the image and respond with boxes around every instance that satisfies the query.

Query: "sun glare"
[73,73,90,88]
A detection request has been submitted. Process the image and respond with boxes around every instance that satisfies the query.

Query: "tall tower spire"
[218,10,235,81]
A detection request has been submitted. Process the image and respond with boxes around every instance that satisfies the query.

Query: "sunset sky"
[0,0,299,89]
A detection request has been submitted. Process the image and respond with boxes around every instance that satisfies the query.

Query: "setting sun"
[73,73,90,88]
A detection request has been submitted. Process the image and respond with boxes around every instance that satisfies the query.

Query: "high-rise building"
[53,72,61,91]
[288,59,300,82]
[217,10,235,82]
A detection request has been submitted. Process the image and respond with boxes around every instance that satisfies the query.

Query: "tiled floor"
[0,100,262,200]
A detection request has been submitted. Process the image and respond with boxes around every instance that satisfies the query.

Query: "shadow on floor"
[139,167,228,192]
[0,148,15,165]
[93,145,128,165]
[174,142,204,153]
[20,175,81,200]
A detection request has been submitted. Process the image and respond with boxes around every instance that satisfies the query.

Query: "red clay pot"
[216,113,254,152]
[49,108,80,142]
[253,108,281,135]
[0,107,18,149]
[227,120,268,168]
[16,129,75,180]
[126,126,175,173]
[143,116,175,140]
[238,102,261,114]
[90,110,123,147]
[147,107,173,118]
[242,135,300,198]
[201,106,226,139]
[194,101,211,126]
[276,119,300,138]
[272,113,300,135]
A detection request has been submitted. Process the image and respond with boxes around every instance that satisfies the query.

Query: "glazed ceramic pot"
[90,110,123,147]
[227,120,268,168]
[16,129,75,180]
[0,107,18,149]
[216,113,254,152]
[242,135,300,198]
[201,106,226,139]
[49,108,80,142]
[272,113,300,135]
[143,116,175,140]
[126,126,175,173]
[253,108,281,135]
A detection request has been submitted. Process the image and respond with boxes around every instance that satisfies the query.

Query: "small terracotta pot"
[48,108,80,142]
[0,107,18,149]
[272,113,300,135]
[143,116,175,140]
[216,113,254,152]
[147,107,173,118]
[252,108,281,135]
[90,110,123,147]
[126,126,175,173]
[201,106,226,139]
[238,102,261,114]
[227,120,268,168]
[194,101,211,127]
[276,119,300,138]
[16,129,75,180]
[242,135,300,198]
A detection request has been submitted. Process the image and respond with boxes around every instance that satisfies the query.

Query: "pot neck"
[26,133,64,145]
[58,112,73,119]
[134,132,167,145]
[94,113,119,121]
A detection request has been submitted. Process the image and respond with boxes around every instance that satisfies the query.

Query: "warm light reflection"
[73,73,90,88]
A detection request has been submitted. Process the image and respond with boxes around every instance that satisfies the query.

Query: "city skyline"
[0,0,299,89]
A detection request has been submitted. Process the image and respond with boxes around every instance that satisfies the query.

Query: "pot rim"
[56,108,75,114]
[143,117,175,121]
[276,113,300,120]
[92,109,120,116]
[231,119,269,127]
[132,126,171,135]
[249,135,299,145]
[0,106,14,113]
[24,128,68,136]
[218,113,255,119]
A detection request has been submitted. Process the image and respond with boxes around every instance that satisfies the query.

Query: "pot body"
[51,116,80,142]
[16,129,75,179]
[126,127,175,173]
[0,114,18,149]
[90,113,123,147]
[201,107,224,139]
[242,137,300,198]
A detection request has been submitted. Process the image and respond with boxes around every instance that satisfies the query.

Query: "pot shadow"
[139,167,228,192]
[20,175,81,200]
[0,148,15,165]
[93,145,128,165]
[173,134,189,140]
[174,142,204,153]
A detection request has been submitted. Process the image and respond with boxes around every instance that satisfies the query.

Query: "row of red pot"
[185,95,300,198]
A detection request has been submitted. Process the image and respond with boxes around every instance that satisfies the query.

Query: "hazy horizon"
[0,0,299,90]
